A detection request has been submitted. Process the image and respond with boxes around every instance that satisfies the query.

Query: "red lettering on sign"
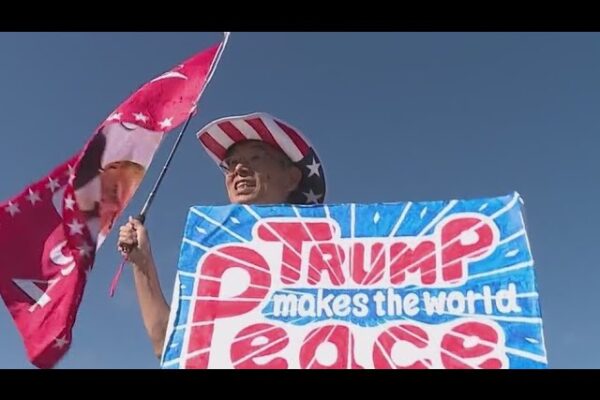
[441,217,495,284]
[440,321,504,369]
[373,323,431,369]
[186,246,270,369]
[299,325,364,369]
[257,221,333,284]
[230,323,289,369]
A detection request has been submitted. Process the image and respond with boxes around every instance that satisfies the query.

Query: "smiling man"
[117,112,326,359]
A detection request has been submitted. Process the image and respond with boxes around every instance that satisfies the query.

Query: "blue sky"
[0,32,597,368]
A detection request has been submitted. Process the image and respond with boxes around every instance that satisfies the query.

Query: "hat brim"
[196,112,326,204]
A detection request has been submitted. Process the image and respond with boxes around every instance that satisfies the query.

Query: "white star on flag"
[303,189,323,204]
[133,112,149,123]
[53,336,69,349]
[46,177,60,192]
[66,164,76,184]
[5,201,20,216]
[26,189,41,205]
[159,117,173,129]
[78,242,93,258]
[67,219,85,235]
[107,112,122,121]
[64,195,76,211]
[306,157,321,177]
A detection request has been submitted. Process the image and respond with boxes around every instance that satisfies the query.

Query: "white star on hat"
[303,189,323,204]
[306,157,321,177]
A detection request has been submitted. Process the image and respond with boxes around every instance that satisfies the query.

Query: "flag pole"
[135,113,193,224]
[110,32,231,297]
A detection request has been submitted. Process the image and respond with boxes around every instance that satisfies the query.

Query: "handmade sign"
[161,192,547,369]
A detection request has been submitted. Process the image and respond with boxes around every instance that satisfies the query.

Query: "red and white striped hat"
[196,112,326,204]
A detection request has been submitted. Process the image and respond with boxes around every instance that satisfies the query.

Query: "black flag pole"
[109,32,231,297]
[135,112,194,225]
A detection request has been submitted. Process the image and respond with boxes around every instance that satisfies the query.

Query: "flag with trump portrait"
[0,34,230,369]
[161,192,547,369]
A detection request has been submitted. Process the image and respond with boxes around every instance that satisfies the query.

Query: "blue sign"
[161,192,547,369]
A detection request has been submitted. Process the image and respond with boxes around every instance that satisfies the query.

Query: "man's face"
[99,160,144,231]
[223,141,301,204]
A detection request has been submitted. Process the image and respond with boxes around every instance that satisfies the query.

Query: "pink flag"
[0,35,229,368]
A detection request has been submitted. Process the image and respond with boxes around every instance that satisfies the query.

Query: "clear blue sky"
[0,32,597,369]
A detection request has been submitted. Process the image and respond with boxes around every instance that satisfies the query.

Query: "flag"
[0,34,229,368]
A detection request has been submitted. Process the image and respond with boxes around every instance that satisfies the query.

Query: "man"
[117,112,326,359]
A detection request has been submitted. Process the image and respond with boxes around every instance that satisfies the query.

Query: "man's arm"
[119,217,170,359]
[131,256,170,359]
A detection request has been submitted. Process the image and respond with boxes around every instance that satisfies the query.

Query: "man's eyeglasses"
[219,150,292,174]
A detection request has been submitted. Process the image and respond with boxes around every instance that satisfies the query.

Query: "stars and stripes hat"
[196,112,326,204]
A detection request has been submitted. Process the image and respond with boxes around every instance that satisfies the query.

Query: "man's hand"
[118,216,169,358]
[118,216,152,266]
